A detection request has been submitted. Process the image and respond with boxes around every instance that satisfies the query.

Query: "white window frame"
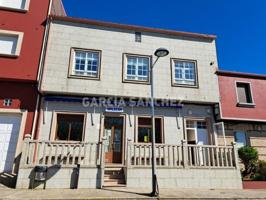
[69,48,101,80]
[235,81,255,107]
[0,30,23,57]
[0,0,30,12]
[185,118,208,144]
[171,58,198,87]
[123,54,151,84]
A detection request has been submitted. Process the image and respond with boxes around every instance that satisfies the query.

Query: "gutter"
[31,0,53,139]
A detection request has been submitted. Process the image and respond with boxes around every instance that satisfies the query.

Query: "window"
[3,99,12,106]
[137,117,163,143]
[0,31,23,56]
[135,32,141,42]
[236,82,254,105]
[124,54,150,83]
[234,131,247,148]
[0,0,30,11]
[55,114,85,141]
[70,49,101,79]
[172,59,197,86]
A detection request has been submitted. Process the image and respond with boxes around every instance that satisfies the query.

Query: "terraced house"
[0,0,65,187]
[16,15,242,189]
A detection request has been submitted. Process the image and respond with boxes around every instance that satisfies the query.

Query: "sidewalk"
[1,187,266,200]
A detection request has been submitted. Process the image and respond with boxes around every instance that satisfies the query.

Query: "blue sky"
[62,0,266,75]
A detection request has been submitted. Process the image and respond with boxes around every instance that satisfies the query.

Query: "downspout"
[31,0,53,139]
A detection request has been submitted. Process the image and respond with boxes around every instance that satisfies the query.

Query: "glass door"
[104,116,124,164]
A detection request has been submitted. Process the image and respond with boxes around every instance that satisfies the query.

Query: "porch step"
[103,167,126,187]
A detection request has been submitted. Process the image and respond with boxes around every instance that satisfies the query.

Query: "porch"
[16,137,242,189]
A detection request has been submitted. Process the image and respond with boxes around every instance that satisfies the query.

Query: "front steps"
[103,167,126,187]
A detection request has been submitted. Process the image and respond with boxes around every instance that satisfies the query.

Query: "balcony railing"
[20,138,102,168]
[127,140,239,169]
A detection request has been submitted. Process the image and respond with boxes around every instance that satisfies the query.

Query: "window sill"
[237,102,256,108]
[0,53,19,58]
[172,83,199,88]
[123,79,150,85]
[68,74,100,81]
[0,6,28,13]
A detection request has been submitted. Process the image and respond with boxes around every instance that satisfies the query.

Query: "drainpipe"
[31,0,53,139]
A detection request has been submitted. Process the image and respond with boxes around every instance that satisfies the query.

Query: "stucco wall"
[218,74,266,121]
[41,20,219,103]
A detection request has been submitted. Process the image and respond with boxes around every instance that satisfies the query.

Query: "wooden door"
[104,116,123,164]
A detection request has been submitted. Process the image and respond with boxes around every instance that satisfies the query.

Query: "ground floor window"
[234,131,247,148]
[137,117,163,143]
[186,119,209,145]
[55,113,85,141]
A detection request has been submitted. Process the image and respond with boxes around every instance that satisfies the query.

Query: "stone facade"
[41,20,219,104]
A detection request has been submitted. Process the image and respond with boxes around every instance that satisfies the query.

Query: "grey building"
[17,16,242,189]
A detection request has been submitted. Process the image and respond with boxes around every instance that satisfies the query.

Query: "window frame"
[51,111,87,142]
[0,0,30,12]
[235,81,255,107]
[122,53,152,84]
[135,115,164,144]
[0,30,24,57]
[68,48,102,80]
[184,117,210,145]
[171,58,199,88]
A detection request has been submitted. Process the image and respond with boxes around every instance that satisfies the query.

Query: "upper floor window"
[172,59,198,87]
[236,82,254,106]
[135,32,141,42]
[0,30,23,57]
[123,54,151,83]
[0,0,30,11]
[69,48,101,79]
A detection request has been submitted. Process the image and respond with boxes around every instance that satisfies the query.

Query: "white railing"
[187,144,236,168]
[20,138,101,168]
[127,140,239,169]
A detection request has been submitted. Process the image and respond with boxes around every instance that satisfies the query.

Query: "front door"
[104,116,124,164]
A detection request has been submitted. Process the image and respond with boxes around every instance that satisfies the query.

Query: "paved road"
[1,187,266,199]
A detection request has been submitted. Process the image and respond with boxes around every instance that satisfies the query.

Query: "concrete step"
[103,182,126,187]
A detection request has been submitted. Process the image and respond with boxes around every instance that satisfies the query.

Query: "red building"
[217,70,266,160]
[0,0,65,175]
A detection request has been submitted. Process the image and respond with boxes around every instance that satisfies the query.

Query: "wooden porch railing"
[127,140,239,169]
[20,138,101,168]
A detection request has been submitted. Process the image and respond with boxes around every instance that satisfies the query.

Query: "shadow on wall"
[0,154,21,188]
[28,165,62,189]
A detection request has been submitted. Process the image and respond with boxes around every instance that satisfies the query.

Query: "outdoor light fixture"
[154,48,169,58]
[150,48,169,197]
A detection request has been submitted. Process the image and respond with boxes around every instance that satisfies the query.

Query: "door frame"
[0,108,27,172]
[100,113,126,166]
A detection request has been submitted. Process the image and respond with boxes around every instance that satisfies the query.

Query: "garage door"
[0,114,22,172]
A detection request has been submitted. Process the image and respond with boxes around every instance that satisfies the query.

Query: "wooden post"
[232,142,240,170]
[181,140,188,168]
